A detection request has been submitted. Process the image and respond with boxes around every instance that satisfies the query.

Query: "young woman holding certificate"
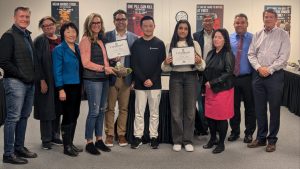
[161,20,206,152]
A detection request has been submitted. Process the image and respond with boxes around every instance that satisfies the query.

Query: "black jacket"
[0,25,36,83]
[204,49,235,93]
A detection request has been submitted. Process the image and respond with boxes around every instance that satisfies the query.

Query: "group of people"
[0,6,290,165]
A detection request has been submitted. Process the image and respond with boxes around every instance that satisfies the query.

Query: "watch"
[175,11,188,22]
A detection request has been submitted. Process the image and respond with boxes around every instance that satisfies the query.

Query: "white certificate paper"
[171,47,195,66]
[105,40,130,59]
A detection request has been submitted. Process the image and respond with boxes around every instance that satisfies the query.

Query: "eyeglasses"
[91,22,101,25]
[115,18,127,22]
[42,23,55,28]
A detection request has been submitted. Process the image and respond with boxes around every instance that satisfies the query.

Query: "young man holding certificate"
[104,9,138,148]
[130,16,165,149]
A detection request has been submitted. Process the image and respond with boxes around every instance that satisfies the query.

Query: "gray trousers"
[169,71,197,145]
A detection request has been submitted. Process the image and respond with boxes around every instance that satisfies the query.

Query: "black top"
[131,37,166,90]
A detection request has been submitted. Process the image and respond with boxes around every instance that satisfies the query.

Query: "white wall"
[0,0,299,62]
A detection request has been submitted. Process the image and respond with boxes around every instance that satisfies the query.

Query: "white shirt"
[203,30,213,60]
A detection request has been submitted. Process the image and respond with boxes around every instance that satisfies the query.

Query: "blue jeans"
[3,78,34,156]
[84,80,108,140]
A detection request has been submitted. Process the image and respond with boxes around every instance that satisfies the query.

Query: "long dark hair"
[212,28,231,52]
[169,20,194,53]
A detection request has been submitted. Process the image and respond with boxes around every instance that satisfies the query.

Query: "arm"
[33,36,47,80]
[52,47,64,90]
[161,43,172,72]
[193,41,206,71]
[150,42,166,83]
[248,34,261,71]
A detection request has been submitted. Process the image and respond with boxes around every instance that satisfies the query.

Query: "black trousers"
[230,74,256,136]
[60,84,81,125]
[252,70,284,144]
[207,118,228,145]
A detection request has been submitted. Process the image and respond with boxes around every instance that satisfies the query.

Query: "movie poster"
[127,3,154,36]
[51,1,79,38]
[265,5,291,35]
[196,5,224,32]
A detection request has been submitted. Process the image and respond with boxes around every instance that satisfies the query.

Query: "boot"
[70,122,83,152]
[61,124,78,157]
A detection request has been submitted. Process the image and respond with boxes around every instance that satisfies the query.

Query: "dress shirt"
[203,30,213,60]
[115,29,127,65]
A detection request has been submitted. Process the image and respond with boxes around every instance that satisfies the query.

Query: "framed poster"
[196,5,224,32]
[51,1,79,39]
[265,5,291,35]
[127,3,154,36]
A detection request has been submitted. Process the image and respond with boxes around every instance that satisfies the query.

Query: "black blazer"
[204,49,235,93]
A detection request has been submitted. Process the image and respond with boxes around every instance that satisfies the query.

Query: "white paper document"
[105,40,130,59]
[171,47,195,66]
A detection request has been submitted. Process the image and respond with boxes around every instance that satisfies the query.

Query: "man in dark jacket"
[0,7,37,164]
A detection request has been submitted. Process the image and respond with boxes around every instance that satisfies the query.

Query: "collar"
[114,29,127,37]
[12,24,31,36]
[264,26,277,33]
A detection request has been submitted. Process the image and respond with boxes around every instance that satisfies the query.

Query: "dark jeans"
[252,70,284,144]
[230,74,256,136]
[170,71,197,145]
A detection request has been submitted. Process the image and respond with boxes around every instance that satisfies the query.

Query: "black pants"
[207,118,228,145]
[230,74,256,136]
[40,116,61,143]
[60,84,81,125]
[252,70,284,144]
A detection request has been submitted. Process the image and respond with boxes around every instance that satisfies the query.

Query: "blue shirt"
[230,32,253,75]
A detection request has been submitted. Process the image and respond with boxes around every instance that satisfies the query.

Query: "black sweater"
[131,37,166,90]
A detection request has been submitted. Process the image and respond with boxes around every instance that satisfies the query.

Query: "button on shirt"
[115,29,127,65]
[248,27,290,74]
[230,32,253,76]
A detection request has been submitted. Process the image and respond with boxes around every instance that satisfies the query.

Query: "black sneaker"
[131,137,142,149]
[95,140,111,152]
[150,137,159,149]
[51,138,63,145]
[3,154,28,164]
[86,142,100,155]
[42,142,52,150]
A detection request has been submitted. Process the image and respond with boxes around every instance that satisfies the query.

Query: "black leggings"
[59,84,81,125]
[207,118,228,145]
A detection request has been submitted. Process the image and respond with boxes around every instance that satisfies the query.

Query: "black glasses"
[115,18,127,22]
[42,23,55,28]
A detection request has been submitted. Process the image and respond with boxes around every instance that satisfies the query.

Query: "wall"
[0,0,299,62]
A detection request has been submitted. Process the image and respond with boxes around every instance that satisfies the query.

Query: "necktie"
[234,35,244,76]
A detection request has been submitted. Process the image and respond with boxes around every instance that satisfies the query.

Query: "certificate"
[105,40,130,59]
[171,47,195,66]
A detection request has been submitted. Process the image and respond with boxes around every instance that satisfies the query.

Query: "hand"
[144,79,153,88]
[195,54,202,64]
[205,82,211,88]
[164,55,172,65]
[257,67,270,77]
[59,90,66,101]
[104,66,116,75]
[40,80,48,94]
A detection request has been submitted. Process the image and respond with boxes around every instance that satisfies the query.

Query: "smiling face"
[234,16,248,35]
[202,15,214,33]
[177,23,189,40]
[14,9,30,29]
[114,13,127,32]
[41,19,56,36]
[64,27,77,44]
[213,31,225,51]
[90,16,102,35]
[263,11,277,31]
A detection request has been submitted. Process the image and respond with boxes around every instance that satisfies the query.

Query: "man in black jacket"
[0,7,37,165]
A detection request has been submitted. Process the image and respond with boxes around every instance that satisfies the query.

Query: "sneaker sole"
[119,143,128,147]
[131,142,142,149]
[105,143,114,147]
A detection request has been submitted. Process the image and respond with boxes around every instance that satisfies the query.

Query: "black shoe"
[51,138,63,145]
[42,142,52,150]
[71,144,83,152]
[15,147,38,158]
[203,139,217,149]
[131,137,142,149]
[228,134,240,142]
[150,137,159,149]
[3,154,28,164]
[243,135,253,143]
[95,140,111,152]
[212,144,225,154]
[86,143,100,155]
[64,145,78,157]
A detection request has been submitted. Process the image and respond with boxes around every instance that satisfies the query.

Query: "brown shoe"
[247,139,266,148]
[118,135,128,147]
[266,144,276,152]
[105,135,114,147]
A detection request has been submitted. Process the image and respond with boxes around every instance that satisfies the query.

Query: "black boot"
[61,125,78,157]
[70,123,83,152]
[204,118,218,149]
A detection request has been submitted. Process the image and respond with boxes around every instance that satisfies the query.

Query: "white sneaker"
[184,144,194,152]
[173,144,182,152]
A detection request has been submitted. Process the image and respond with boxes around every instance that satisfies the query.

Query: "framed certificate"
[171,47,195,66]
[105,40,130,59]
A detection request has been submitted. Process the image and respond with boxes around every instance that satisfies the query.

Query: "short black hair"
[140,15,154,26]
[38,16,56,28]
[263,8,278,18]
[113,9,127,20]
[14,6,30,16]
[60,22,79,41]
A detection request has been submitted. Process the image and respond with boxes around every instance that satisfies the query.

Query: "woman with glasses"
[33,16,62,150]
[79,13,114,155]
